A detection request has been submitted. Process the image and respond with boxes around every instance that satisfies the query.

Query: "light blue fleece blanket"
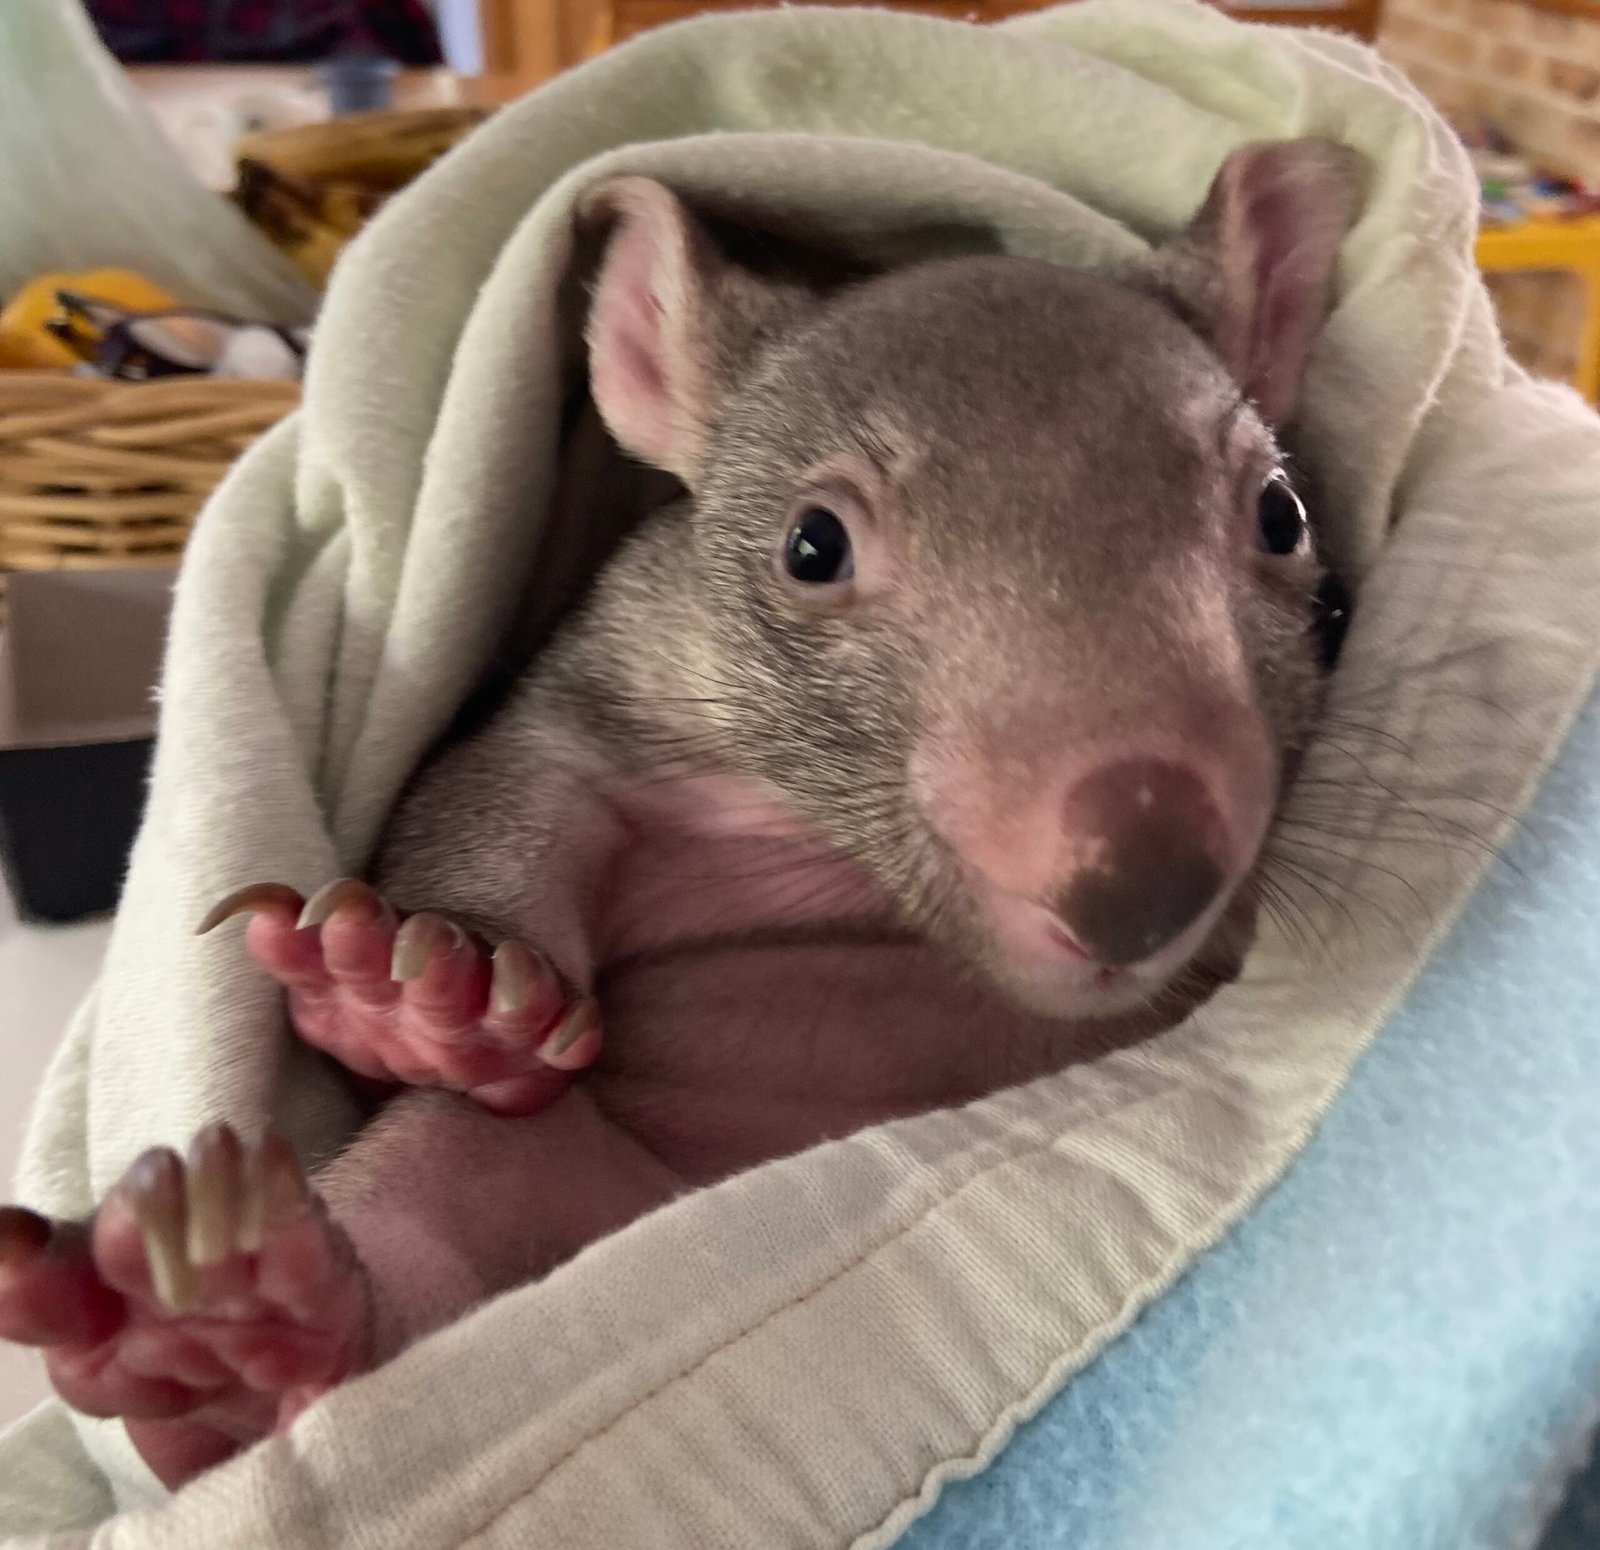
[902,687,1600,1548]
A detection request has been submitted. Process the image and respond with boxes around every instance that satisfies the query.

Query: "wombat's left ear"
[579,176,800,488]
[1141,139,1365,426]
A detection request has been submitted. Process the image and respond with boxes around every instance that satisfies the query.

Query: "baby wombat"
[0,138,1361,1490]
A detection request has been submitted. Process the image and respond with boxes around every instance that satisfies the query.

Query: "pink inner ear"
[587,214,686,470]
[1249,233,1317,422]
[1224,146,1353,425]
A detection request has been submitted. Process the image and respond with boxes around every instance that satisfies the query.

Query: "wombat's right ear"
[579,177,760,487]
[1141,139,1365,427]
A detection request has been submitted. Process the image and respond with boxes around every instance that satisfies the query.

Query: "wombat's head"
[580,140,1362,1018]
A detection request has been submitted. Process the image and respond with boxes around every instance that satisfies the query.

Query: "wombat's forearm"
[371,710,626,989]
[321,1088,681,1362]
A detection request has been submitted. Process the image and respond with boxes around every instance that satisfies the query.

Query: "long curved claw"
[195,882,305,935]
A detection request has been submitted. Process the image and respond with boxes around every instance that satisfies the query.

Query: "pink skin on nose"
[912,733,1274,1015]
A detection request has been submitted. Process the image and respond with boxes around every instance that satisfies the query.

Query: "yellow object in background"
[0,269,178,368]
[1475,215,1600,404]
[232,107,486,289]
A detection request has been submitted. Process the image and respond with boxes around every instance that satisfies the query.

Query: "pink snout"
[1049,759,1234,968]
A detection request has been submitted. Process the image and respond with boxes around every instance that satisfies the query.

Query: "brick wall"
[1379,0,1600,387]
[1379,0,1600,183]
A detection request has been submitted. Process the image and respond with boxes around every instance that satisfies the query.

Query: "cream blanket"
[5,1,1600,1542]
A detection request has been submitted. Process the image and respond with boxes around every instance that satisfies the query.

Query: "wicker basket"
[0,372,299,613]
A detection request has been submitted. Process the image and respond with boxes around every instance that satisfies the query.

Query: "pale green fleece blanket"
[5,3,1600,1545]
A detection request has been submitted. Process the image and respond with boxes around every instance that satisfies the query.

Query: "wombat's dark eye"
[1257,472,1308,556]
[783,506,854,584]
[1313,569,1352,669]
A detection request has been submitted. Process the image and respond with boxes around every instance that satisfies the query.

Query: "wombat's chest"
[579,777,1099,1182]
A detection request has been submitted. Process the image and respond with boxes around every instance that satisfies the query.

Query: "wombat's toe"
[195,880,304,935]
[3,1127,365,1490]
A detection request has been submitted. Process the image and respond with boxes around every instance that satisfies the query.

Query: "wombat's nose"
[1052,759,1231,968]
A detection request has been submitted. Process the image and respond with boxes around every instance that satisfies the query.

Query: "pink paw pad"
[0,1125,365,1490]
[198,880,600,1115]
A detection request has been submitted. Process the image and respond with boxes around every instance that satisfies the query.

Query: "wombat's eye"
[1313,569,1352,669]
[783,506,855,584]
[1256,471,1309,555]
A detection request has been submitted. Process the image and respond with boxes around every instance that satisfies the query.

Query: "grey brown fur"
[0,138,1367,1493]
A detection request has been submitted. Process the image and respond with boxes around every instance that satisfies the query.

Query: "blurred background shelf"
[475,0,1382,96]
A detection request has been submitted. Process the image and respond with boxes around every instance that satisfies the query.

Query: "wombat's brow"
[1215,388,1254,455]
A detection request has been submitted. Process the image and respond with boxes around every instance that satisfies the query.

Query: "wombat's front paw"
[198,882,601,1113]
[199,880,600,1116]
[0,1125,365,1490]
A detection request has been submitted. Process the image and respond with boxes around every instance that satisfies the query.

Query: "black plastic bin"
[0,568,174,924]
